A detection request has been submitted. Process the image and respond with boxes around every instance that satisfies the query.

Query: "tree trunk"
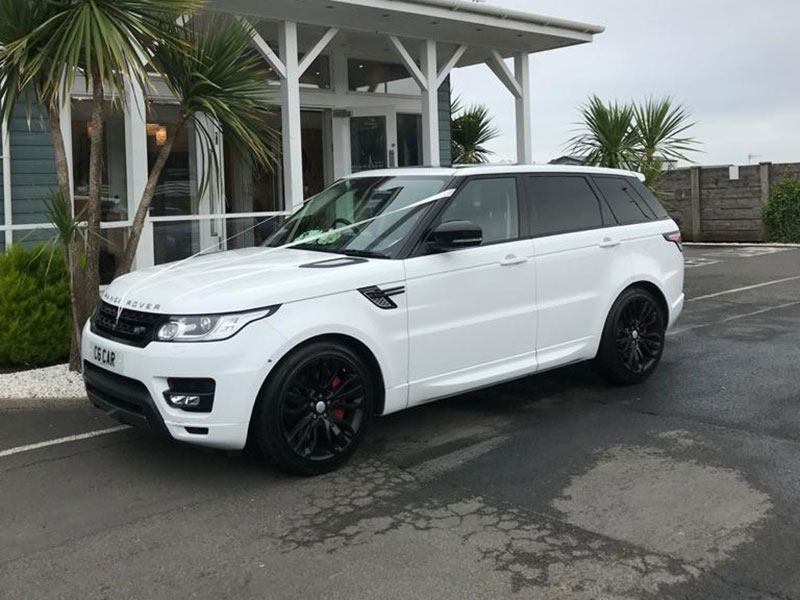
[47,102,85,373]
[84,67,104,309]
[115,116,186,277]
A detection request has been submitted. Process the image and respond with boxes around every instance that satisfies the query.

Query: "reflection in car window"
[266,176,450,258]
[439,178,519,245]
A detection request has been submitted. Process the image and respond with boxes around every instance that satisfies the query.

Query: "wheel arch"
[604,277,671,328]
[625,280,670,323]
[257,333,387,417]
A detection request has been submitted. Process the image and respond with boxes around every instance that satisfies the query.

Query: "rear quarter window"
[630,178,670,219]
[594,176,662,225]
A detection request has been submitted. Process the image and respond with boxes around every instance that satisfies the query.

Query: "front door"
[405,176,538,406]
[349,107,397,172]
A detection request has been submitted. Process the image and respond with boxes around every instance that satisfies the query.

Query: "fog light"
[163,378,216,413]
[168,394,201,408]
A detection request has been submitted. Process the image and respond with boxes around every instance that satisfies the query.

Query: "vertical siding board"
[9,99,58,225]
[438,75,452,167]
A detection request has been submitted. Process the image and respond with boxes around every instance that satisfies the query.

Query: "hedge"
[763,174,800,243]
[0,244,72,367]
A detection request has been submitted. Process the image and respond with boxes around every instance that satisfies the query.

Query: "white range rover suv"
[83,166,684,475]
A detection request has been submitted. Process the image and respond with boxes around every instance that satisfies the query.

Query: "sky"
[451,0,800,167]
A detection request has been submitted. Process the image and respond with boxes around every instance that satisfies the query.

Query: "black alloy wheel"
[596,287,667,385]
[615,296,663,375]
[280,355,366,461]
[253,341,374,475]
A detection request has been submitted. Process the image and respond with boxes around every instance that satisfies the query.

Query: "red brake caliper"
[331,376,345,420]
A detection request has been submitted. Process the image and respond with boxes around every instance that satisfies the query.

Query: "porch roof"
[211,0,604,63]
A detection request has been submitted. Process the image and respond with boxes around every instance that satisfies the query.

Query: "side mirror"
[428,220,483,251]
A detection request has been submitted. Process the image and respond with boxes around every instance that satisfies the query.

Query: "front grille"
[91,301,167,347]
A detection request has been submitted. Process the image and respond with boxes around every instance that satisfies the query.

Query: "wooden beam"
[240,17,286,79]
[387,36,428,91]
[486,49,521,98]
[436,45,467,88]
[299,28,339,76]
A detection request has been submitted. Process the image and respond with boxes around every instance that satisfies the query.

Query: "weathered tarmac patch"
[552,445,772,567]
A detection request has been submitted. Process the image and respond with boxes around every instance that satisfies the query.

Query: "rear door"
[404,176,537,405]
[524,174,625,370]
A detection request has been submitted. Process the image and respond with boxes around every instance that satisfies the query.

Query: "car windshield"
[265,175,451,258]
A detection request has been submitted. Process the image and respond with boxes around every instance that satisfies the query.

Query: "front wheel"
[252,341,374,476]
[595,287,667,385]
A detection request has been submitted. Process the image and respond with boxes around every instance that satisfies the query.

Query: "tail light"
[663,231,683,252]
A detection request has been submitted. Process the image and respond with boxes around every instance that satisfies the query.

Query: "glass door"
[349,107,397,173]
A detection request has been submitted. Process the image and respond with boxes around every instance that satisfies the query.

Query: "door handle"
[599,238,620,249]
[500,255,528,266]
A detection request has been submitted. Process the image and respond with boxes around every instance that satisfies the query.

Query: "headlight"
[156,306,279,342]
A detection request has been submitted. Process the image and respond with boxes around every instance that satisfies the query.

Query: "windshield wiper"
[337,249,390,260]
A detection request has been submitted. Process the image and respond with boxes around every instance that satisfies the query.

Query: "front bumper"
[81,319,288,450]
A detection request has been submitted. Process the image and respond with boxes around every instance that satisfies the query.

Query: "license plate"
[91,344,122,372]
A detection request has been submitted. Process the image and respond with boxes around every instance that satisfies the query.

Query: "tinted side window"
[527,176,603,236]
[630,178,670,219]
[438,178,520,245]
[594,176,657,225]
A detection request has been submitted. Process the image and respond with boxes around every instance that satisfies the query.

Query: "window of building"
[265,54,332,90]
[397,114,422,167]
[593,176,657,225]
[146,104,195,217]
[439,178,519,245]
[71,99,128,222]
[348,59,420,95]
[527,176,603,236]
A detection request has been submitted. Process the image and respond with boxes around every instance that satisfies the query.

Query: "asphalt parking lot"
[2,244,800,600]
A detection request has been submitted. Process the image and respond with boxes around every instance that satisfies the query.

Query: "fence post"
[690,166,702,242]
[759,162,771,242]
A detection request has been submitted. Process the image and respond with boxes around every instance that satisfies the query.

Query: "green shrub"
[0,245,71,367]
[763,174,800,243]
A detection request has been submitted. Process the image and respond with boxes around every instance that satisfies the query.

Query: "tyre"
[595,287,667,386]
[252,340,374,476]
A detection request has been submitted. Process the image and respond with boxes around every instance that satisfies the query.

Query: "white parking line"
[688,275,800,302]
[0,425,130,459]
[669,300,800,336]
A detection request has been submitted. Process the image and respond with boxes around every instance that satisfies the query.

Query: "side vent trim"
[359,286,405,310]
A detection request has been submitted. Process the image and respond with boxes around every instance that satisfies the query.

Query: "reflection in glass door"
[350,115,387,172]
[349,107,398,174]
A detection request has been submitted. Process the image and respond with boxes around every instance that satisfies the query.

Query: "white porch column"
[420,39,440,167]
[486,50,533,165]
[279,21,304,212]
[124,80,154,269]
[515,53,532,164]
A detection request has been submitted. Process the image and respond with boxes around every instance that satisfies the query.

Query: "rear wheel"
[595,287,666,385]
[252,341,374,476]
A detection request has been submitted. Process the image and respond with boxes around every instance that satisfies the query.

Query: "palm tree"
[567,95,639,170]
[1,0,199,369]
[115,16,280,275]
[451,100,500,164]
[633,97,699,188]
[568,95,700,190]
[1,2,280,370]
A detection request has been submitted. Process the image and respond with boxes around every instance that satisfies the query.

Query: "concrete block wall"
[659,162,800,242]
